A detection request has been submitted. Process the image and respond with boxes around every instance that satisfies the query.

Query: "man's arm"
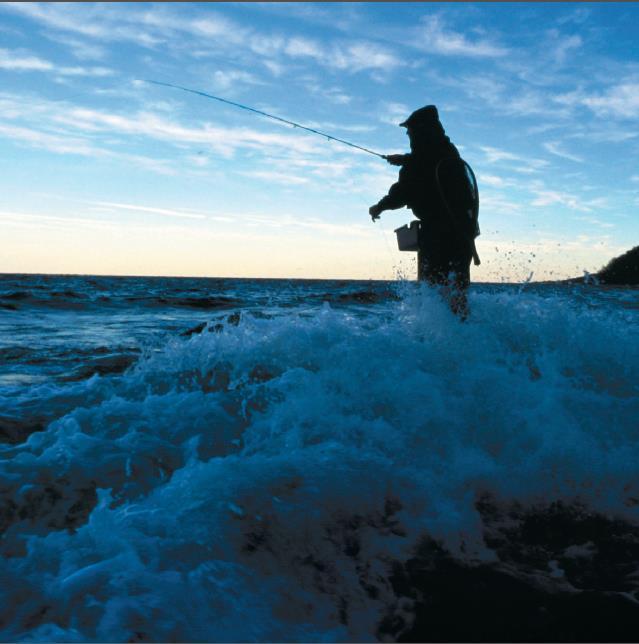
[383,154,409,166]
[369,154,412,220]
[369,170,410,221]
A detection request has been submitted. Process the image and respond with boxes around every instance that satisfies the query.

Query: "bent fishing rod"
[142,79,385,159]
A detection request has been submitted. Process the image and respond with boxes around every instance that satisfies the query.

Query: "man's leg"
[417,226,472,318]
[417,225,446,283]
[419,251,472,318]
[417,250,446,285]
[443,255,472,319]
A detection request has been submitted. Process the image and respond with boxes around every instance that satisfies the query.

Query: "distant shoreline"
[1,273,637,287]
[1,245,637,286]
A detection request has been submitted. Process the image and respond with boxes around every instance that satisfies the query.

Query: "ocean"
[1,273,638,642]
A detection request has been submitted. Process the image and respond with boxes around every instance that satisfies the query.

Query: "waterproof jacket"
[377,135,465,238]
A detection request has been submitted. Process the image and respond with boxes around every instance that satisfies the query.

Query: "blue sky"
[1,2,638,281]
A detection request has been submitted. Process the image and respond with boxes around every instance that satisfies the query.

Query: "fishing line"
[144,78,399,273]
[142,79,386,158]
[355,193,395,270]
[377,216,396,265]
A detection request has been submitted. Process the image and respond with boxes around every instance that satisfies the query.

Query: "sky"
[1,2,638,281]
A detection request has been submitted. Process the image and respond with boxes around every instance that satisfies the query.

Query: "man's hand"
[369,204,383,221]
[383,154,406,167]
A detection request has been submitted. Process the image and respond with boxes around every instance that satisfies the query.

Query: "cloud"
[44,34,109,61]
[296,118,373,135]
[480,146,522,164]
[92,201,208,220]
[40,196,235,223]
[552,80,639,120]
[479,192,524,216]
[378,101,410,126]
[0,89,372,187]
[210,69,266,92]
[302,79,353,105]
[573,215,615,229]
[331,41,401,73]
[0,47,52,71]
[455,74,505,106]
[0,209,120,232]
[2,2,162,46]
[550,32,582,65]
[283,37,402,73]
[505,91,560,117]
[53,106,321,157]
[3,3,401,78]
[285,37,323,59]
[431,71,573,119]
[479,146,549,173]
[530,188,605,212]
[262,60,286,77]
[556,7,592,26]
[320,88,352,105]
[0,120,177,175]
[414,15,509,58]
[241,212,372,238]
[248,2,363,34]
[0,47,113,77]
[247,156,355,186]
[526,123,564,136]
[477,174,507,188]
[0,122,98,155]
[543,141,584,163]
[186,154,210,168]
[58,65,113,77]
[241,170,310,186]
[180,13,246,42]
[582,82,639,119]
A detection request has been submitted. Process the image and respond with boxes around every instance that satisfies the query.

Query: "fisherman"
[369,106,478,318]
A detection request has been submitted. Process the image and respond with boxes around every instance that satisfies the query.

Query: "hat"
[399,105,440,128]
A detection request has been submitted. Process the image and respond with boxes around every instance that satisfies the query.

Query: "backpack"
[435,157,481,265]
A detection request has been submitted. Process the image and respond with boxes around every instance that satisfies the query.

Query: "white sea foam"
[1,284,638,641]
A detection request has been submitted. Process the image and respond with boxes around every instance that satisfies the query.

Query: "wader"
[417,219,472,318]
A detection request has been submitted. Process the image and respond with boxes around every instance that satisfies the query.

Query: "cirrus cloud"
[414,15,510,58]
[0,47,113,77]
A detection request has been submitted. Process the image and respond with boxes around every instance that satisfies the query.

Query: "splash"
[1,284,638,641]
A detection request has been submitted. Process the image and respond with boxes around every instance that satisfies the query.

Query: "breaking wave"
[1,283,638,641]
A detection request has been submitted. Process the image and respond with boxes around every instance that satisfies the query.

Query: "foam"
[1,284,638,640]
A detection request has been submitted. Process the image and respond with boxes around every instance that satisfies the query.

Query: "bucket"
[394,220,420,251]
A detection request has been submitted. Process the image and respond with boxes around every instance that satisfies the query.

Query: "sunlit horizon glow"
[1,2,638,282]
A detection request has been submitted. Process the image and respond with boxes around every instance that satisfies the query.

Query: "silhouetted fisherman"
[369,106,478,318]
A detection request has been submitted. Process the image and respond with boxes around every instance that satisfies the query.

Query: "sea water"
[1,274,638,641]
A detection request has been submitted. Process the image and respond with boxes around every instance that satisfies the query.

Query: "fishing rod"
[142,79,385,158]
